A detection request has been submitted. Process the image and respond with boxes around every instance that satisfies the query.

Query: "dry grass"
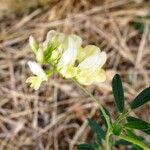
[0,0,150,149]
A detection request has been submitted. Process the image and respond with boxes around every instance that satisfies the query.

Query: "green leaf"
[88,119,105,138]
[120,130,150,149]
[112,74,124,113]
[130,87,150,109]
[126,116,150,134]
[115,139,131,146]
[112,123,122,136]
[119,134,149,150]
[125,129,142,140]
[77,143,98,150]
[87,118,105,145]
[95,133,102,145]
[131,21,145,33]
[130,145,143,150]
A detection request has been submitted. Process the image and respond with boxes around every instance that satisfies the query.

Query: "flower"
[57,35,82,78]
[58,37,77,68]
[27,30,107,89]
[30,31,66,64]
[77,45,100,62]
[29,36,39,54]
[26,61,48,90]
[75,50,107,85]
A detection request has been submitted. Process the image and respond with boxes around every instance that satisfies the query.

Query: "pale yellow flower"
[77,45,100,62]
[57,35,82,78]
[30,31,66,64]
[76,51,107,85]
[27,30,107,88]
[29,35,39,54]
[58,37,77,68]
[26,61,48,90]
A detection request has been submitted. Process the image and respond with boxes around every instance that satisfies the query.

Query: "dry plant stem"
[72,79,112,150]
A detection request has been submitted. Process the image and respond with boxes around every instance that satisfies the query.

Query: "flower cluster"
[26,30,107,90]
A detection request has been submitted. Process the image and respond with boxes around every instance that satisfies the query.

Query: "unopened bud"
[29,36,39,54]
[36,47,44,63]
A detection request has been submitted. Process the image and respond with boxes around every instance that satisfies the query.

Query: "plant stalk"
[72,79,112,150]
[119,134,149,150]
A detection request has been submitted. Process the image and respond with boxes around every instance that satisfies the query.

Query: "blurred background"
[0,0,150,149]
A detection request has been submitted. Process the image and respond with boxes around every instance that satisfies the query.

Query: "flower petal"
[36,47,44,63]
[77,45,100,62]
[75,70,92,85]
[26,76,43,90]
[45,30,65,49]
[28,61,47,80]
[97,52,107,68]
[75,69,106,85]
[78,51,107,72]
[46,30,57,41]
[59,66,78,78]
[70,34,82,48]
[57,37,77,68]
[93,69,106,83]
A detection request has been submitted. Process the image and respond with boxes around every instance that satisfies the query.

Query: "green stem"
[116,108,132,123]
[72,79,111,150]
[106,130,111,150]
[119,134,149,150]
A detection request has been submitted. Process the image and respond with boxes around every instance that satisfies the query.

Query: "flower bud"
[29,36,39,54]
[36,47,44,63]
